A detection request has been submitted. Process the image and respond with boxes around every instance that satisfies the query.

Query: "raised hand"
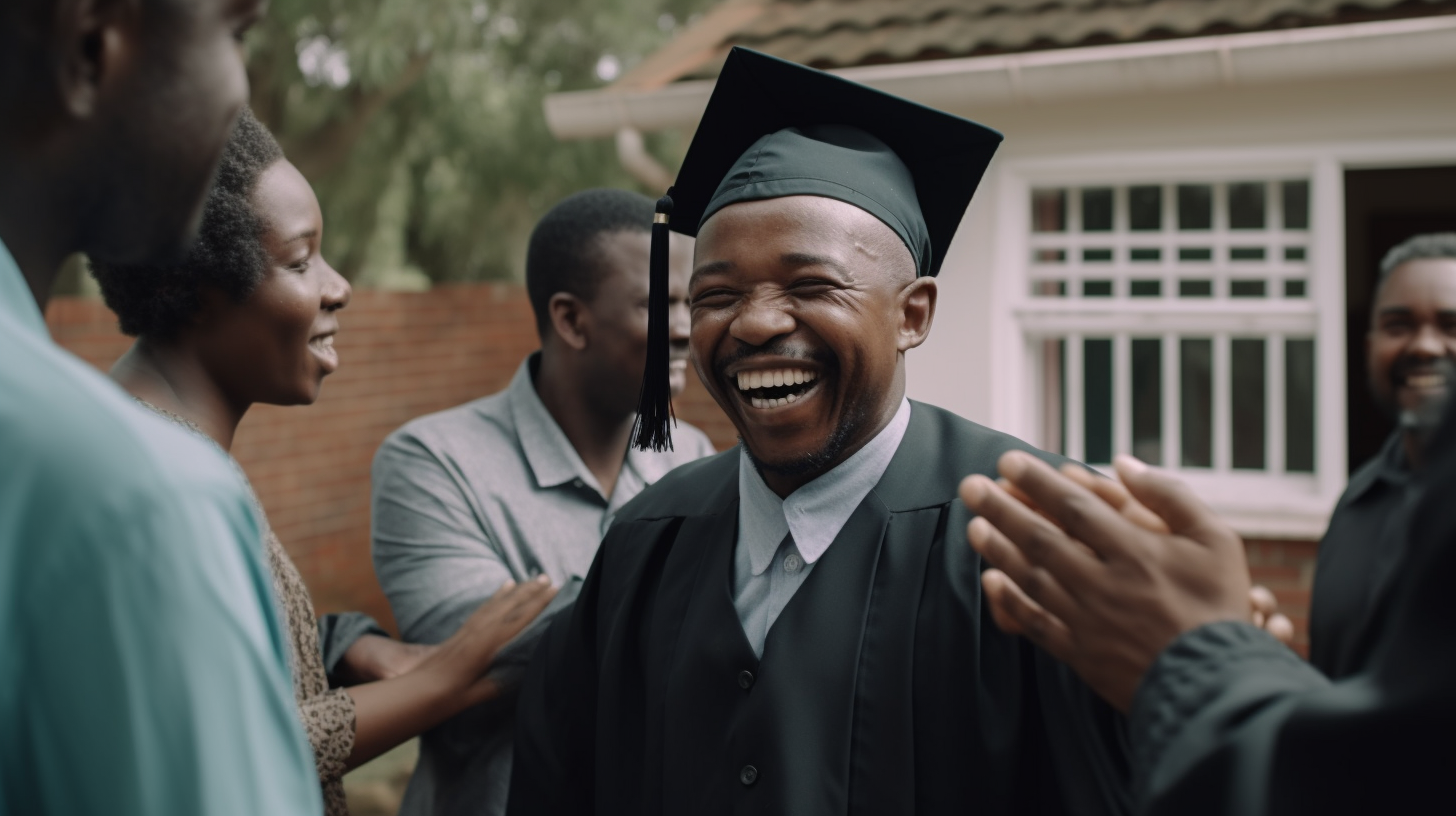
[1047,463,1296,646]
[959,452,1251,712]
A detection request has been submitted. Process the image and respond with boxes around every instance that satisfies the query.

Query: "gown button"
[740,765,758,786]
[737,670,754,690]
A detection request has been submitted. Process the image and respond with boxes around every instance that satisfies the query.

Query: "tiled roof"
[614,0,1456,87]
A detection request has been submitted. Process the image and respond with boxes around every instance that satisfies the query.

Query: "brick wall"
[45,286,1315,650]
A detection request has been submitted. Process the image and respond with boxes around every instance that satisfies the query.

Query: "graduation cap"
[632,46,1004,451]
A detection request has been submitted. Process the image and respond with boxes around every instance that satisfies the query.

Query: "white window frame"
[986,139,1456,539]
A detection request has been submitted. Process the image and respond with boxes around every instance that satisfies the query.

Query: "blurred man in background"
[0,0,322,813]
[1310,232,1456,678]
[372,188,715,816]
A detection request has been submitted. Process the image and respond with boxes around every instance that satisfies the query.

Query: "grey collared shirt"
[371,354,714,816]
[733,398,912,657]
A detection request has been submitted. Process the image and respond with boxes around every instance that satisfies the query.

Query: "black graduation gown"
[1127,418,1456,814]
[509,401,1132,816]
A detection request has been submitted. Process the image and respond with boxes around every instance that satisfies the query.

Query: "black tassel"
[631,191,676,451]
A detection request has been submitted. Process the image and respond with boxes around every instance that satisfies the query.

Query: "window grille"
[1020,180,1317,479]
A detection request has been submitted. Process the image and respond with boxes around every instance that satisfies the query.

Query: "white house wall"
[909,66,1456,417]
[907,65,1456,536]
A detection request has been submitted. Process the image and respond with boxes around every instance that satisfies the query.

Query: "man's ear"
[548,292,591,352]
[54,0,137,119]
[897,276,936,352]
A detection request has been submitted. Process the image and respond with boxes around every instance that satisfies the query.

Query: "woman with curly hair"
[90,110,555,816]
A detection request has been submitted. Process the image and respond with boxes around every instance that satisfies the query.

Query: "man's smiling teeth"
[751,393,802,409]
[1407,373,1446,389]
[735,368,817,391]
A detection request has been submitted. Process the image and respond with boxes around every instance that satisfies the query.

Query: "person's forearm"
[343,661,477,769]
[341,578,556,768]
[1131,621,1330,814]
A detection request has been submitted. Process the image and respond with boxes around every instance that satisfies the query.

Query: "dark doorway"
[1345,165,1456,474]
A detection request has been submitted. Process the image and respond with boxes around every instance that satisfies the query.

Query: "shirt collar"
[0,239,47,338]
[507,354,603,493]
[738,398,912,576]
[505,352,672,497]
[1345,429,1410,504]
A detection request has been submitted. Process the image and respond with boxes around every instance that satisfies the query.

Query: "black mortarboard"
[631,47,1004,451]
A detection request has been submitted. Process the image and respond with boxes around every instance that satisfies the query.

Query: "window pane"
[1130,279,1162,297]
[1284,246,1306,261]
[1231,338,1267,470]
[1178,184,1213,230]
[1179,247,1213,261]
[1129,186,1162,231]
[1181,339,1213,467]
[1282,180,1310,230]
[1033,189,1067,232]
[1286,338,1316,472]
[1041,339,1066,456]
[1228,182,1266,230]
[1179,279,1213,297]
[1131,248,1161,262]
[1032,280,1067,297]
[1083,280,1113,297]
[1082,188,1114,231]
[1132,338,1162,465]
[1085,338,1113,464]
[1230,280,1267,298]
[1082,248,1113,262]
[1034,248,1066,263]
[1284,279,1307,298]
[1230,247,1266,261]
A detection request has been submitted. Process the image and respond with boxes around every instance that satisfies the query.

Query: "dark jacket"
[509,401,1132,816]
[1130,415,1456,815]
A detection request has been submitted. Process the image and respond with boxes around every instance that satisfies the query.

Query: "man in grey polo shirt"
[371,189,715,816]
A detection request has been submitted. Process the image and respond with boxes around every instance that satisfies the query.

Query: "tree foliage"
[244,0,711,286]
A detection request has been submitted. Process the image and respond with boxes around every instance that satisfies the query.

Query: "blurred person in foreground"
[1311,233,1456,678]
[508,49,1133,816]
[960,392,1456,813]
[371,188,714,816]
[89,110,556,816]
[0,1,324,813]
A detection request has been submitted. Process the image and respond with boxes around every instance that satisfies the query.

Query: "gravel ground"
[343,739,418,816]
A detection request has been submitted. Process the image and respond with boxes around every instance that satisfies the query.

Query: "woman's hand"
[343,577,556,768]
[428,577,557,705]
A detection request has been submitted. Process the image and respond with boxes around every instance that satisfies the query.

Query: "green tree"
[245,0,710,287]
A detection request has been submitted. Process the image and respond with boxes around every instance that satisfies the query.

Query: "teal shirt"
[0,242,322,816]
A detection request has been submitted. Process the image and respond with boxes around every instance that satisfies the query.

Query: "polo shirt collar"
[738,398,912,576]
[0,239,47,338]
[507,354,602,492]
[505,353,667,497]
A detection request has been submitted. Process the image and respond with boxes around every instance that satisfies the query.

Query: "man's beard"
[742,395,874,483]
[1394,357,1456,437]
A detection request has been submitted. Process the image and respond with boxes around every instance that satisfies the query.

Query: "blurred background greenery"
[54,0,711,296]
[250,0,717,288]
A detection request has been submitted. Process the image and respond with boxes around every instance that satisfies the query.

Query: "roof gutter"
[544,15,1456,140]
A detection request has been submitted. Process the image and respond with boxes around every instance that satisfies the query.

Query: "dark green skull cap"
[702,124,932,275]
